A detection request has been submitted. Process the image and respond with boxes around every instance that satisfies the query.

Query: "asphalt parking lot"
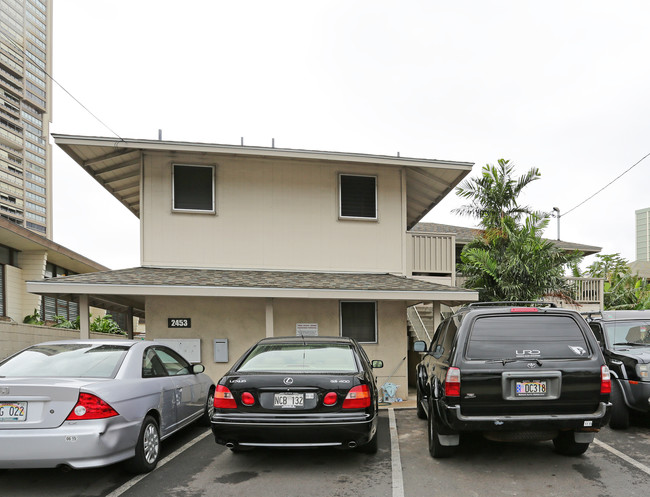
[2,408,650,497]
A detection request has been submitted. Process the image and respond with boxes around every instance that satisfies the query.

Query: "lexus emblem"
[283,377,294,385]
[0,387,8,395]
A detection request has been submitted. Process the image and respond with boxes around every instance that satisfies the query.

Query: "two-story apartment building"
[26,135,479,398]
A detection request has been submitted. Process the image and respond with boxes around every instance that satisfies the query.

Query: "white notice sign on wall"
[296,323,318,336]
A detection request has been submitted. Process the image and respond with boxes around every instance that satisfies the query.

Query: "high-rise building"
[637,207,650,262]
[0,0,52,237]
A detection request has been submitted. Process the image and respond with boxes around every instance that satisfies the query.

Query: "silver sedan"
[0,339,215,472]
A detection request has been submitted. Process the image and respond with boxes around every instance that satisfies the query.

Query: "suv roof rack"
[465,301,558,309]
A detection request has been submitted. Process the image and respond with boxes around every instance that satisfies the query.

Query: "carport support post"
[265,298,274,337]
[79,294,90,339]
[432,301,441,339]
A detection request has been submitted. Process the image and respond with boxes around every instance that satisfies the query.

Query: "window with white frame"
[172,164,215,213]
[339,174,377,220]
[340,301,377,343]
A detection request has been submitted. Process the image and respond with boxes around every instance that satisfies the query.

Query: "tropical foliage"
[23,310,125,335]
[454,159,583,302]
[583,253,650,310]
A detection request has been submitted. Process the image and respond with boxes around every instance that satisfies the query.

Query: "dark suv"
[585,310,650,429]
[414,303,611,458]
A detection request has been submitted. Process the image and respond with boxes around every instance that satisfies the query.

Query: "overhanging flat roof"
[0,217,108,274]
[52,134,474,229]
[411,222,602,256]
[27,267,478,306]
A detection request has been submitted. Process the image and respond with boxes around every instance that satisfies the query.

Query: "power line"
[562,151,650,217]
[0,30,123,141]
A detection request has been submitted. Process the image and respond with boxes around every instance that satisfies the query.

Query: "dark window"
[466,315,589,360]
[173,164,214,212]
[0,265,4,316]
[41,263,78,321]
[339,174,376,219]
[341,301,377,343]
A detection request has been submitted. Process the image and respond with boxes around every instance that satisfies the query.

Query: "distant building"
[637,207,649,262]
[0,0,52,236]
[631,207,650,279]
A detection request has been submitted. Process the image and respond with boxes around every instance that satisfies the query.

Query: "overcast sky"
[50,1,650,270]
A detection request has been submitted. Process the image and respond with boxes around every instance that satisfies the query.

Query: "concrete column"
[79,294,90,339]
[265,298,274,337]
[432,301,441,338]
[126,307,134,339]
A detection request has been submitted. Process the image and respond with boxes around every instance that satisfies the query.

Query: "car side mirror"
[371,360,384,369]
[413,340,427,353]
[192,364,205,374]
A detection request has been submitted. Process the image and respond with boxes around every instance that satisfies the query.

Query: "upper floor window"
[339,174,377,220]
[172,164,215,213]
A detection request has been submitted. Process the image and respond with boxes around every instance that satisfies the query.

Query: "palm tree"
[453,159,545,229]
[453,159,584,302]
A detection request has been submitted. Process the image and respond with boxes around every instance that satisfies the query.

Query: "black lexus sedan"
[211,336,383,453]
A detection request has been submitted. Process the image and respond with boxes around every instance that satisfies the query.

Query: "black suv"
[414,302,611,458]
[585,310,650,429]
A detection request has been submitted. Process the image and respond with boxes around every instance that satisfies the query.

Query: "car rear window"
[466,315,590,360]
[237,343,359,373]
[0,344,130,378]
[604,320,650,347]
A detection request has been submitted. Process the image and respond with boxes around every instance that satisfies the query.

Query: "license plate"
[274,393,304,408]
[515,380,547,397]
[0,401,27,421]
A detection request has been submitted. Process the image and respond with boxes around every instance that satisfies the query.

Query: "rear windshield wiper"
[487,358,543,366]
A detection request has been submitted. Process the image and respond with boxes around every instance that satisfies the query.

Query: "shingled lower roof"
[27,267,477,305]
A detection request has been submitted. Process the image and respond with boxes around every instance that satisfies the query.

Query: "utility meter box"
[213,339,228,363]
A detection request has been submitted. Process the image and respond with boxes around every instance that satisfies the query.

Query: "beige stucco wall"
[145,296,411,399]
[0,322,124,360]
[17,251,46,319]
[141,153,405,272]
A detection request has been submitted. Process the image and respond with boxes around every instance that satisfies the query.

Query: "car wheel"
[427,401,454,458]
[416,387,427,420]
[198,387,215,426]
[609,381,630,430]
[125,415,161,473]
[357,431,378,454]
[552,431,590,456]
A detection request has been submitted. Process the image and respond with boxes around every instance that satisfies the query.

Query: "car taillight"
[601,365,611,394]
[342,385,371,409]
[214,385,237,409]
[323,392,338,406]
[510,307,539,313]
[66,393,118,420]
[445,367,461,397]
[241,392,255,406]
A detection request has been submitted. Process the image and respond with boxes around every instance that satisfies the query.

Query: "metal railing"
[407,306,431,343]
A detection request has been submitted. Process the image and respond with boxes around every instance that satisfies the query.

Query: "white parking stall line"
[594,438,650,476]
[388,408,405,497]
[106,430,212,497]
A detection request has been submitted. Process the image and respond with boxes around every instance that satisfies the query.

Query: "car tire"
[198,387,215,427]
[125,415,161,473]
[358,431,378,454]
[552,431,590,456]
[416,387,427,420]
[609,381,630,430]
[427,401,454,458]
